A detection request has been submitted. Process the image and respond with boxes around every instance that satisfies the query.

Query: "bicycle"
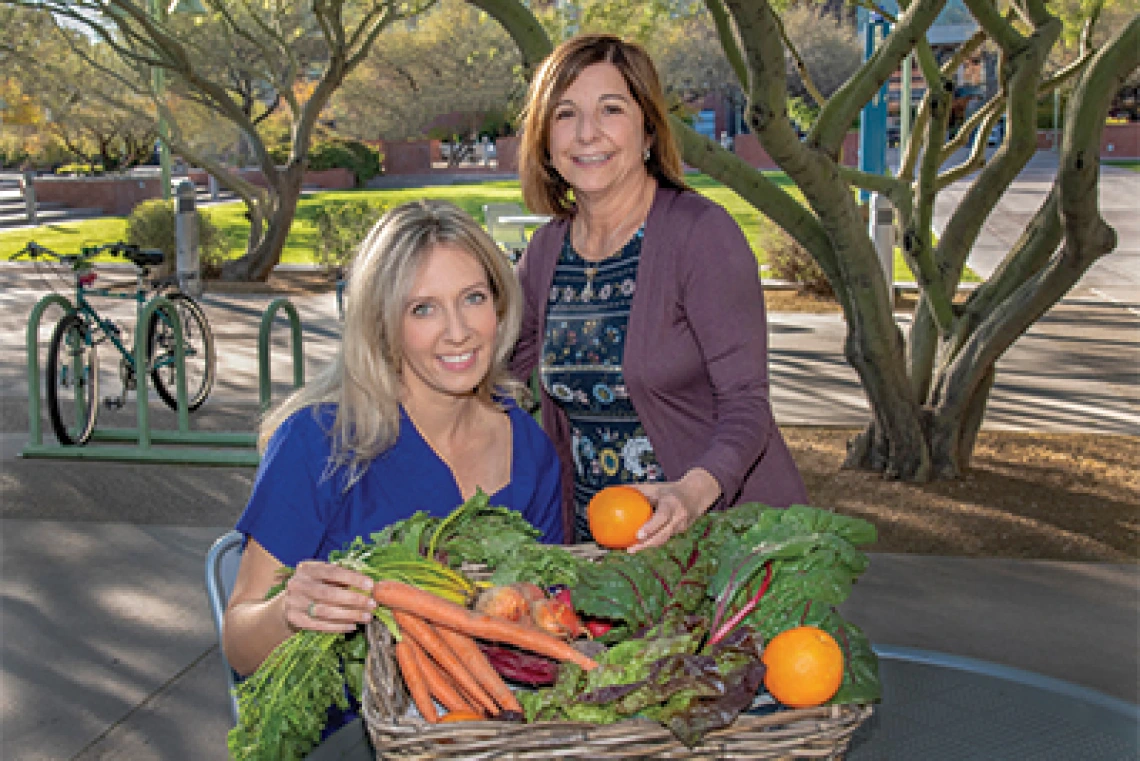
[13,241,217,445]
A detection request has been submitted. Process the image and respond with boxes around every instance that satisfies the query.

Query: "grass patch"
[1104,159,1140,172]
[0,174,980,282]
[0,217,128,260]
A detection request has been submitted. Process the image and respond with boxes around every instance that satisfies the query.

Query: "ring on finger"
[307,601,317,618]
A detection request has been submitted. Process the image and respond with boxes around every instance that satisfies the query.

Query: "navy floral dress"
[541,227,662,542]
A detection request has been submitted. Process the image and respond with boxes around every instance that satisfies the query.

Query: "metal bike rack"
[20,294,307,466]
[258,297,305,412]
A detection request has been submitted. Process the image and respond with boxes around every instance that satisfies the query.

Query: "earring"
[643,147,651,162]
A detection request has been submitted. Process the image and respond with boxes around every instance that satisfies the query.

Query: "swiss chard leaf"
[518,618,766,748]
[571,519,717,634]
[649,628,767,747]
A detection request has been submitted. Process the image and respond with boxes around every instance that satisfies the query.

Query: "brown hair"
[518,33,689,217]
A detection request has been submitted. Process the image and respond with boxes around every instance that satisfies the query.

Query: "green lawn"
[1104,158,1140,172]
[0,174,979,282]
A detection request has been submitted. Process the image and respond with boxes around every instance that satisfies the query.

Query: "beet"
[478,643,560,686]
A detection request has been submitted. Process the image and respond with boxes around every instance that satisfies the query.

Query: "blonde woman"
[223,201,562,726]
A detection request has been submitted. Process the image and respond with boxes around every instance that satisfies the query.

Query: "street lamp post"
[146,0,206,201]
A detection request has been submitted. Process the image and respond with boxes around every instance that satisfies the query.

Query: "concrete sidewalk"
[2,155,1138,760]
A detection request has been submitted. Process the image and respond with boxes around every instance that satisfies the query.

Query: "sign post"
[175,180,201,297]
[858,11,891,202]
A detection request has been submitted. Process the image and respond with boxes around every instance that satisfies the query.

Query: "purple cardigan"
[512,186,808,542]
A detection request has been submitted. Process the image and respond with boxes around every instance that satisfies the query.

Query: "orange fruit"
[761,626,845,708]
[439,710,485,723]
[587,486,653,549]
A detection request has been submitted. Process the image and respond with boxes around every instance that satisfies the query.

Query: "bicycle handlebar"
[13,241,166,269]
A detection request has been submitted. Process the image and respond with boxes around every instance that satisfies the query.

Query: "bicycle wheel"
[46,314,99,445]
[147,292,216,412]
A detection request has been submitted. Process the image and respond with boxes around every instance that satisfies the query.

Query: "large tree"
[5,0,435,281]
[335,0,523,144]
[472,0,1136,480]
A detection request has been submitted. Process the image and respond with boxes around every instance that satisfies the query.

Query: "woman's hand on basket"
[283,560,376,634]
[626,468,721,553]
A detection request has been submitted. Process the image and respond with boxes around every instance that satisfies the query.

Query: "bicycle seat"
[127,249,166,268]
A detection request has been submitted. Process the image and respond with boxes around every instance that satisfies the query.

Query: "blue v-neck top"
[237,401,564,566]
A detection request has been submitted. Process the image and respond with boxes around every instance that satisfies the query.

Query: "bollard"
[175,179,202,296]
[21,170,37,226]
[207,173,219,201]
[869,193,895,293]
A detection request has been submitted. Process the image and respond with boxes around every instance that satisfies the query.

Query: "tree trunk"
[219,163,305,281]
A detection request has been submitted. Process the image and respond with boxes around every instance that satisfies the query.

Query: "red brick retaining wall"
[1036,123,1139,158]
[186,166,355,190]
[33,175,164,216]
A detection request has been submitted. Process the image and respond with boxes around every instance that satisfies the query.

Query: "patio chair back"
[483,202,529,263]
[205,529,244,725]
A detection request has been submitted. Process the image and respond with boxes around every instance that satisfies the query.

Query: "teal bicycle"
[14,241,217,445]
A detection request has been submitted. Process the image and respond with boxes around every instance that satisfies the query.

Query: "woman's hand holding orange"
[626,468,721,553]
[282,560,376,634]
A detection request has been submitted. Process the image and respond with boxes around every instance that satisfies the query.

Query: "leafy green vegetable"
[569,503,881,710]
[572,519,717,640]
[228,631,352,760]
[372,488,585,588]
[708,505,880,703]
[518,616,766,747]
[227,538,475,761]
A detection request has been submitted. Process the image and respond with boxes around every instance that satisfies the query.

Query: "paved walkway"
[1,154,1137,760]
[932,151,1140,312]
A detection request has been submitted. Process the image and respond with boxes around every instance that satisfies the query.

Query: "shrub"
[307,139,382,186]
[761,224,834,297]
[125,199,229,279]
[312,200,387,277]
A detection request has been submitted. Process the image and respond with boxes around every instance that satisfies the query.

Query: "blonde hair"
[518,32,690,217]
[258,199,524,487]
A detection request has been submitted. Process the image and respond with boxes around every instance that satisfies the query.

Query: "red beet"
[478,643,560,686]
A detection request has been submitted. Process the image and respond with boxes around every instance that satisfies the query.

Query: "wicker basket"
[360,545,873,760]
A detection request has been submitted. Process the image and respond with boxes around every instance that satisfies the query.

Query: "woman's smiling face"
[548,61,650,201]
[399,242,498,404]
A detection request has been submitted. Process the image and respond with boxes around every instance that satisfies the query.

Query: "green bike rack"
[258,297,305,412]
[20,294,307,466]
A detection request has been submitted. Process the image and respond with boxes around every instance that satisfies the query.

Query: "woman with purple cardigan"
[511,33,808,551]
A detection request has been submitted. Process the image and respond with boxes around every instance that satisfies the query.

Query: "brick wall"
[186,166,355,190]
[495,136,520,173]
[33,175,163,216]
[379,140,434,174]
[1098,123,1138,158]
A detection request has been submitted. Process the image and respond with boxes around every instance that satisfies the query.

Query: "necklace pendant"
[582,267,597,302]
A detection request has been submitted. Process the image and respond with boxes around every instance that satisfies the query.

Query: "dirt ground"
[210,272,1139,564]
[763,287,1137,563]
[785,427,1139,563]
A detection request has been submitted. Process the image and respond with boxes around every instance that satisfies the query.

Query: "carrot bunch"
[372,581,598,723]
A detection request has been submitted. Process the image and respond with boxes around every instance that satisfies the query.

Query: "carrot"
[435,625,523,714]
[393,611,500,716]
[373,581,599,671]
[393,636,439,723]
[408,636,479,715]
